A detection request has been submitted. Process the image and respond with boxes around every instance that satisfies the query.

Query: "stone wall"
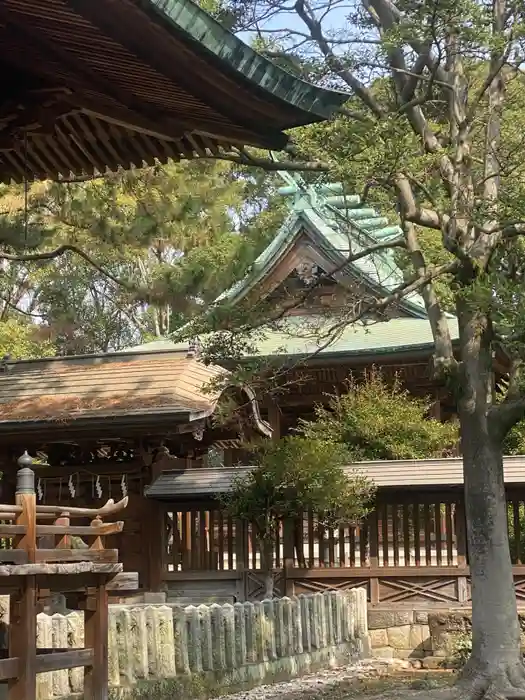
[367,609,524,669]
[21,590,368,699]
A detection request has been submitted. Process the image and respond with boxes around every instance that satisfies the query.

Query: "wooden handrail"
[35,497,128,518]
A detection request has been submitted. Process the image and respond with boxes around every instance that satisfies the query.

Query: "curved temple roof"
[0,349,271,436]
[0,0,348,182]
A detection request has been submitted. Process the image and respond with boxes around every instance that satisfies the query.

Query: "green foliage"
[0,318,55,360]
[222,436,375,558]
[450,632,473,669]
[300,371,458,461]
[0,161,276,355]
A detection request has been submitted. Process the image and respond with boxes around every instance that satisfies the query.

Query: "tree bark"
[261,538,274,599]
[456,299,525,698]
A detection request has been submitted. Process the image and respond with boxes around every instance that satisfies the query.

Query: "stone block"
[369,628,388,648]
[368,610,413,629]
[422,655,446,670]
[186,605,204,673]
[291,597,303,654]
[173,607,190,674]
[67,611,85,692]
[37,613,53,699]
[386,624,412,649]
[244,602,257,664]
[223,603,236,670]
[234,602,247,668]
[143,592,167,604]
[300,595,312,652]
[409,623,431,650]
[198,604,213,672]
[52,614,70,697]
[414,611,429,625]
[373,646,395,659]
[210,603,226,670]
[394,648,425,659]
[130,606,150,679]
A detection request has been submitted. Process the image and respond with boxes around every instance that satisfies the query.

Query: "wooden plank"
[16,491,36,564]
[35,549,118,563]
[338,524,346,568]
[424,504,432,565]
[0,656,19,681]
[359,522,368,567]
[8,576,37,700]
[208,510,216,570]
[36,523,123,537]
[413,503,421,566]
[317,518,325,568]
[199,511,206,570]
[0,525,25,536]
[35,648,94,674]
[162,570,240,581]
[349,526,356,567]
[84,584,108,700]
[402,504,410,566]
[172,512,180,573]
[218,511,225,571]
[446,503,454,566]
[291,565,463,579]
[182,512,190,570]
[381,504,389,567]
[308,512,315,568]
[328,526,335,567]
[392,505,399,567]
[190,511,198,570]
[36,497,127,518]
[513,501,521,565]
[455,499,467,568]
[435,502,443,566]
[0,550,27,563]
[369,512,379,569]
[227,516,234,571]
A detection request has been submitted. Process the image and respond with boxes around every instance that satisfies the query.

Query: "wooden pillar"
[455,497,469,604]
[9,451,37,700]
[145,500,165,592]
[368,511,380,605]
[84,584,109,700]
[9,579,37,700]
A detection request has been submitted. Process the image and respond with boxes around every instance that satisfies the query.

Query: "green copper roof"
[126,317,459,359]
[143,0,348,123]
[218,172,428,317]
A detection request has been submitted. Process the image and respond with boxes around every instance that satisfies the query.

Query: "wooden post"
[455,497,469,604]
[9,451,37,700]
[368,511,380,604]
[147,501,165,591]
[84,584,109,700]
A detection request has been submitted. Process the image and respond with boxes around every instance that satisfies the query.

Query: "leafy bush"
[300,370,459,461]
[222,436,375,596]
[450,632,472,668]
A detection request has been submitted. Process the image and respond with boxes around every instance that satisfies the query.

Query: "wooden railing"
[0,453,137,700]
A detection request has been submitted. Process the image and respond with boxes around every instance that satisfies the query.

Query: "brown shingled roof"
[0,352,227,424]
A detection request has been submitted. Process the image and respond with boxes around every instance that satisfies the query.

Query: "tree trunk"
[260,538,274,599]
[455,300,525,698]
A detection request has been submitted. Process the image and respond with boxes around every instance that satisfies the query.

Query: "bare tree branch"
[0,245,131,290]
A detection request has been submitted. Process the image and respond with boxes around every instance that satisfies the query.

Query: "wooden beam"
[0,656,19,681]
[84,584,109,700]
[35,649,94,674]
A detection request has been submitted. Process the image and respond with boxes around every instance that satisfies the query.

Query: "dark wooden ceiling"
[0,0,347,182]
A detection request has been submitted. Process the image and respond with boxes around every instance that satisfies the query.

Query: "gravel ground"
[216,660,454,700]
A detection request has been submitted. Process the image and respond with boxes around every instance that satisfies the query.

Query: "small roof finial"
[16,451,35,494]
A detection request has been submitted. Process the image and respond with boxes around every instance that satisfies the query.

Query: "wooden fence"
[160,490,525,606]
